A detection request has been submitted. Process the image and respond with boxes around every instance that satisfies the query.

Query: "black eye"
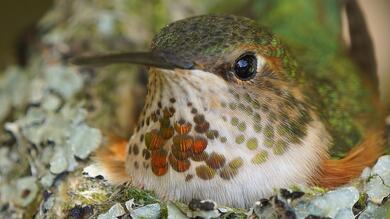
[234,53,257,80]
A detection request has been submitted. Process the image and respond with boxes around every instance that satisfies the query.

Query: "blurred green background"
[1,0,389,107]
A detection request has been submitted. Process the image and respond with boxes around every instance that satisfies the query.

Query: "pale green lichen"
[69,124,102,159]
[11,104,102,175]
[44,65,83,99]
[294,187,359,218]
[130,203,161,219]
[365,155,390,204]
[0,177,39,208]
[0,67,30,108]
[0,67,29,123]
[359,202,390,219]
[167,202,187,219]
[97,203,126,219]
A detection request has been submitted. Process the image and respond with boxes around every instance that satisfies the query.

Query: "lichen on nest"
[79,156,390,218]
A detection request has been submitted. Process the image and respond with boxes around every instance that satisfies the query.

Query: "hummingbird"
[73,4,385,208]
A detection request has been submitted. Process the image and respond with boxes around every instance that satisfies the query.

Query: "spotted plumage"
[76,12,384,208]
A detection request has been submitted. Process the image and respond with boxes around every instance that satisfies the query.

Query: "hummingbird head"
[73,15,329,207]
[142,14,315,149]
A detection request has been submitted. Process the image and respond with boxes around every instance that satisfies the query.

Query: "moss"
[220,209,248,219]
[353,193,368,213]
[303,186,328,197]
[159,203,168,219]
[121,187,159,205]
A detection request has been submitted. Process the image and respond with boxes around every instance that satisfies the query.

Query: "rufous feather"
[94,137,130,184]
[317,132,384,188]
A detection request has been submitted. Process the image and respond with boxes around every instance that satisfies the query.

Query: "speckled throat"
[125,67,331,207]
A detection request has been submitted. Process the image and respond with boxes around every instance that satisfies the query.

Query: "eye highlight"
[233,53,257,80]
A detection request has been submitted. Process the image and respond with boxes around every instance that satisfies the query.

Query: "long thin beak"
[70,51,193,70]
